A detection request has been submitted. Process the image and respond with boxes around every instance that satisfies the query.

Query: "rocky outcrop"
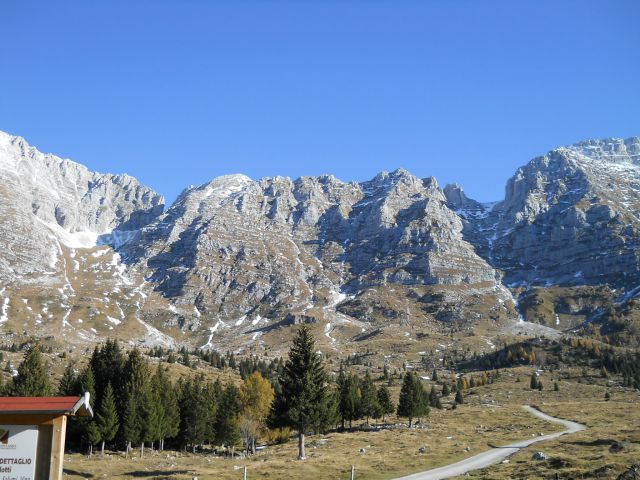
[122,168,502,327]
[456,137,640,290]
[0,131,164,281]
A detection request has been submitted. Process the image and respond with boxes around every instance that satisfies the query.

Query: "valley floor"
[63,366,640,480]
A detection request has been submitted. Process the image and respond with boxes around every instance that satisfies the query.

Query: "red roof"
[0,394,93,417]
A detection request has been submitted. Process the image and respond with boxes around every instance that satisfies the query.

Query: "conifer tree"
[359,371,379,425]
[11,343,50,396]
[530,373,539,390]
[177,375,207,453]
[271,326,329,460]
[442,383,451,397]
[95,382,119,456]
[455,390,464,404]
[338,372,361,428]
[429,385,439,408]
[121,349,150,455]
[376,385,394,423]
[152,364,180,451]
[58,363,77,396]
[396,372,428,427]
[85,421,101,456]
[122,395,140,457]
[214,383,241,455]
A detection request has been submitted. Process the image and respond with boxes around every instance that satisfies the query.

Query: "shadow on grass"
[123,470,195,478]
[560,438,615,447]
[63,469,95,478]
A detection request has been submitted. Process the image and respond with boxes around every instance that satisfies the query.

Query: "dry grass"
[61,364,640,480]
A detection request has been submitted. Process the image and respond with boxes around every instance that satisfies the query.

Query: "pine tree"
[530,373,539,390]
[359,372,379,425]
[152,364,180,451]
[138,383,162,457]
[429,385,439,408]
[90,339,124,410]
[122,395,140,457]
[376,385,394,423]
[442,383,451,397]
[11,343,50,396]
[432,369,438,381]
[338,372,361,429]
[455,390,464,404]
[270,326,329,460]
[121,349,150,455]
[85,421,101,456]
[396,372,428,427]
[95,382,119,456]
[554,381,559,392]
[176,375,208,453]
[58,363,77,396]
[214,383,241,455]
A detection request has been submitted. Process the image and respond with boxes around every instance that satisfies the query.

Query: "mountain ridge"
[1,130,639,352]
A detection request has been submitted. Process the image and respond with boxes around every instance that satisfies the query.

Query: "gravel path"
[393,405,586,480]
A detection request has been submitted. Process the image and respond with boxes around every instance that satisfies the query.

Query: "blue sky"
[2,1,638,204]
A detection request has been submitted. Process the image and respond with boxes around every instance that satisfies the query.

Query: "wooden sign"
[0,394,92,480]
[0,424,39,479]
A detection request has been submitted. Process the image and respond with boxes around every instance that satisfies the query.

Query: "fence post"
[351,465,355,480]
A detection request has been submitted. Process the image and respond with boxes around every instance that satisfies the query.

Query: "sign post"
[0,394,92,480]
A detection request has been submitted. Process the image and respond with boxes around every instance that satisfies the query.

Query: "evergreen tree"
[537,380,543,391]
[214,383,241,455]
[530,373,539,390]
[85,421,101,456]
[396,372,428,427]
[270,326,329,460]
[58,363,77,396]
[176,375,207,453]
[455,390,464,404]
[429,385,439,408]
[554,381,559,392]
[432,369,438,381]
[90,339,124,409]
[11,343,50,396]
[122,395,140,457]
[138,384,162,457]
[95,382,119,456]
[359,372,379,425]
[121,349,150,454]
[442,383,451,397]
[152,364,180,451]
[376,385,394,423]
[338,372,361,429]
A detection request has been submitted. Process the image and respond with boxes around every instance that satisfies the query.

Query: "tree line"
[2,327,473,460]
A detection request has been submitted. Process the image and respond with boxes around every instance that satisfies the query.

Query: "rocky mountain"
[446,137,640,339]
[1,131,639,352]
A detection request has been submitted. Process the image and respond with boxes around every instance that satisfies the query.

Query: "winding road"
[393,405,586,480]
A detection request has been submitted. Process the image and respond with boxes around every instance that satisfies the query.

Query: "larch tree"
[239,371,275,454]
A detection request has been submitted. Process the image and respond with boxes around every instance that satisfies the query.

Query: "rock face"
[1,130,639,350]
[0,131,164,282]
[122,168,504,329]
[453,137,640,289]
